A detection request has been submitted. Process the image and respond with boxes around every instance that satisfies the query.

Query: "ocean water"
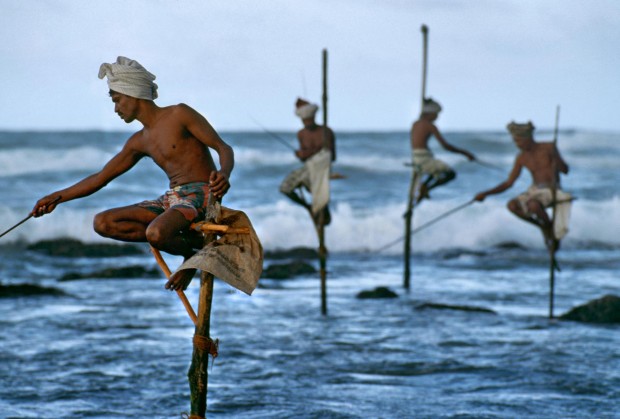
[0,129,619,418]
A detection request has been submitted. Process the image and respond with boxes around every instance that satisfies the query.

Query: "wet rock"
[27,238,144,258]
[264,247,318,260]
[416,302,496,314]
[261,260,316,279]
[560,294,620,324]
[356,286,398,299]
[59,265,161,281]
[0,282,67,298]
[494,241,526,250]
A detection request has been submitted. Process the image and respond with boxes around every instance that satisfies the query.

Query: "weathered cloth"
[136,182,210,222]
[279,148,331,215]
[507,121,534,138]
[98,56,158,100]
[515,185,572,239]
[175,204,263,295]
[411,149,451,178]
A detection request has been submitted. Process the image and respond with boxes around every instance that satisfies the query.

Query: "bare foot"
[165,268,196,291]
[416,184,430,204]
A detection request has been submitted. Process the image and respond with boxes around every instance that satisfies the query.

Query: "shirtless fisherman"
[279,98,335,224]
[411,98,476,202]
[474,121,570,251]
[32,56,234,291]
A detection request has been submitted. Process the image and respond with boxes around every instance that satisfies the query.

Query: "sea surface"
[0,129,619,418]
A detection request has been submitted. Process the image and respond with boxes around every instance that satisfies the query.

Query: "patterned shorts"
[137,182,211,222]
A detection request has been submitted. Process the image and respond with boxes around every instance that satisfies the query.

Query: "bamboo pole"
[404,24,428,290]
[150,246,198,325]
[548,105,561,319]
[187,195,218,418]
[318,48,329,316]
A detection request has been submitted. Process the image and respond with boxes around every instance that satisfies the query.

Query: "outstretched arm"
[32,138,145,217]
[474,158,522,202]
[432,125,476,161]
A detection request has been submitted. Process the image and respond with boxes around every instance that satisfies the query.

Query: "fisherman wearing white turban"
[33,56,251,293]
[410,97,476,203]
[279,97,336,224]
[98,56,158,100]
[474,121,572,251]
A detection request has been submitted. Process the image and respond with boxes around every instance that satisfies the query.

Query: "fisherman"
[279,98,335,225]
[411,97,476,202]
[474,121,571,251]
[32,56,234,291]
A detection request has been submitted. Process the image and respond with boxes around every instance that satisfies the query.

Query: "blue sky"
[1,0,619,132]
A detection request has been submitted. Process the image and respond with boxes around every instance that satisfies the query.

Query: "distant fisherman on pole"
[279,97,336,225]
[31,56,236,290]
[410,98,477,203]
[474,121,572,251]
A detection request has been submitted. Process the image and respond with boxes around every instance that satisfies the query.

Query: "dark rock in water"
[262,260,316,279]
[27,238,144,257]
[0,282,67,298]
[494,241,526,250]
[356,286,398,299]
[59,265,161,281]
[560,294,620,324]
[264,247,318,260]
[417,302,496,314]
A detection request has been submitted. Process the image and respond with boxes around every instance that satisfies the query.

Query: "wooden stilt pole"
[318,48,329,316]
[403,171,418,291]
[150,246,198,325]
[188,195,219,418]
[548,105,561,319]
[404,24,429,291]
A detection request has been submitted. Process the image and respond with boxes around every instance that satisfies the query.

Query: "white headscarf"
[421,98,442,114]
[98,56,158,100]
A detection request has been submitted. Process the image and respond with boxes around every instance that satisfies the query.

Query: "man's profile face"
[110,91,138,123]
[512,135,532,150]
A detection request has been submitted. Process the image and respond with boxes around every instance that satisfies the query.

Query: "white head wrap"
[295,102,319,120]
[507,121,535,138]
[98,56,158,100]
[421,98,442,114]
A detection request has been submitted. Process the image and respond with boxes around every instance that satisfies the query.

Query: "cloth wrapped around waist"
[411,149,451,177]
[515,184,572,240]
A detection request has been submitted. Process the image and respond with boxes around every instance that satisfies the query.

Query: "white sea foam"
[2,196,618,252]
[0,147,114,177]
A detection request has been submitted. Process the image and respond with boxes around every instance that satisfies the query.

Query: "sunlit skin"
[410,112,476,200]
[474,134,569,246]
[32,91,234,291]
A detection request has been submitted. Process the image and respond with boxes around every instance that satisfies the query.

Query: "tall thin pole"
[188,195,218,417]
[404,24,428,291]
[319,48,329,316]
[548,105,560,319]
[420,24,429,108]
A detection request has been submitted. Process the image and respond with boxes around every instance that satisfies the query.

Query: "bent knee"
[93,212,113,237]
[145,224,169,248]
[507,199,520,214]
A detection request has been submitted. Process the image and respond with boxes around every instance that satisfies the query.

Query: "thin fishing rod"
[249,116,296,151]
[0,197,62,239]
[473,159,504,172]
[376,199,474,253]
